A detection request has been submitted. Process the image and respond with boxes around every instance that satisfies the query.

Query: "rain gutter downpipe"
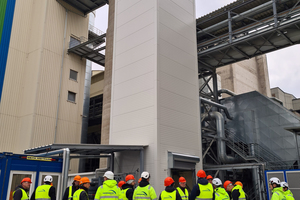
[34,148,70,200]
[200,97,233,120]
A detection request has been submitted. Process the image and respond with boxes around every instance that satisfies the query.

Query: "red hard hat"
[118,181,125,188]
[206,175,213,180]
[179,177,186,183]
[74,175,81,181]
[125,174,135,182]
[224,180,232,191]
[197,170,206,178]
[21,177,32,184]
[164,177,175,186]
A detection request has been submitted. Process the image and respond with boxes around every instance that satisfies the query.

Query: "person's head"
[212,178,222,189]
[206,175,213,184]
[269,177,280,190]
[103,171,114,181]
[141,171,150,182]
[280,182,289,191]
[164,177,175,187]
[80,177,91,189]
[21,177,32,190]
[224,180,233,192]
[44,175,53,185]
[235,181,243,188]
[118,181,125,189]
[73,175,81,186]
[125,174,135,186]
[197,170,206,179]
[179,177,186,188]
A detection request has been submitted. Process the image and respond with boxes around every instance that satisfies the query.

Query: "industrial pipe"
[200,97,233,120]
[218,89,236,96]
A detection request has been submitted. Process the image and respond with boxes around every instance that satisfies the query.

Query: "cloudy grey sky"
[94,0,300,97]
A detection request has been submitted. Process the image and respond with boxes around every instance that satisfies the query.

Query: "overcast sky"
[94,0,300,98]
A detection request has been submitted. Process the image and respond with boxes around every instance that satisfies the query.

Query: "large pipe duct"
[199,97,233,120]
[210,111,240,164]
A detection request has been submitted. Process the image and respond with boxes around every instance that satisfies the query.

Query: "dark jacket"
[231,189,240,200]
[13,185,29,200]
[189,178,210,200]
[30,184,56,200]
[62,184,80,200]
[122,183,134,200]
[139,179,149,187]
[159,186,182,200]
[78,186,89,200]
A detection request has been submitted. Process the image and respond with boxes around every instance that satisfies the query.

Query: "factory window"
[69,36,80,48]
[68,91,76,103]
[70,69,78,81]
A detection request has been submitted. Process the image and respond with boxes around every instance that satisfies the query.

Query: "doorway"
[171,169,195,193]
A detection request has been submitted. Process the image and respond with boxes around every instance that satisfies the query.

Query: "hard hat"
[74,175,81,181]
[141,171,150,179]
[118,181,126,188]
[206,175,213,180]
[212,178,222,186]
[164,177,175,186]
[224,180,232,191]
[179,177,186,183]
[80,177,91,184]
[138,178,142,183]
[21,177,32,184]
[269,177,280,185]
[125,174,135,182]
[103,171,114,180]
[280,182,289,188]
[235,181,243,188]
[197,170,206,178]
[44,175,53,183]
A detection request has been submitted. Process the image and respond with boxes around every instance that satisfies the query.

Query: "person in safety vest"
[176,177,188,200]
[118,181,126,190]
[62,175,81,200]
[159,177,181,200]
[120,174,136,200]
[206,175,213,185]
[94,171,120,200]
[133,171,157,200]
[281,182,294,200]
[234,181,248,200]
[269,177,285,200]
[73,177,91,200]
[13,177,32,200]
[224,180,246,200]
[30,175,56,200]
[189,170,213,200]
[212,178,229,200]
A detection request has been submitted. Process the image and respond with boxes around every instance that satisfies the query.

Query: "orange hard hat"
[206,175,213,180]
[21,177,32,184]
[118,181,126,188]
[80,177,90,184]
[138,178,142,183]
[74,175,81,181]
[224,180,232,191]
[197,170,206,178]
[125,174,135,182]
[235,181,243,188]
[179,177,186,183]
[164,177,175,186]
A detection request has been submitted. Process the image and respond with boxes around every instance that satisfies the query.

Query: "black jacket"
[78,186,89,200]
[122,183,134,200]
[189,178,211,200]
[62,184,80,200]
[159,186,182,200]
[30,184,56,200]
[231,189,240,200]
[13,185,29,200]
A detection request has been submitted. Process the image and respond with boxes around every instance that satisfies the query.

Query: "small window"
[70,69,78,81]
[68,91,76,103]
[69,36,80,48]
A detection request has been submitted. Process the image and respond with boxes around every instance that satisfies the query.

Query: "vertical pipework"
[228,11,232,43]
[273,0,278,28]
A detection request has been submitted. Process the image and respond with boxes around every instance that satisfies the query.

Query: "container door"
[6,170,36,200]
[38,172,61,199]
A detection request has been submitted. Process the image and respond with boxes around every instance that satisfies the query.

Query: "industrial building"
[1,0,300,200]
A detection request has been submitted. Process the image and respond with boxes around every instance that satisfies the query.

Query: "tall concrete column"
[109,0,201,190]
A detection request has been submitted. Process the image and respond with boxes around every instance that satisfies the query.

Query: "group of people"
[12,170,295,200]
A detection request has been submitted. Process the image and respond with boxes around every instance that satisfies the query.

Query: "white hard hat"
[280,182,289,188]
[141,171,150,179]
[103,171,114,180]
[212,178,222,186]
[269,177,280,185]
[44,175,53,183]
